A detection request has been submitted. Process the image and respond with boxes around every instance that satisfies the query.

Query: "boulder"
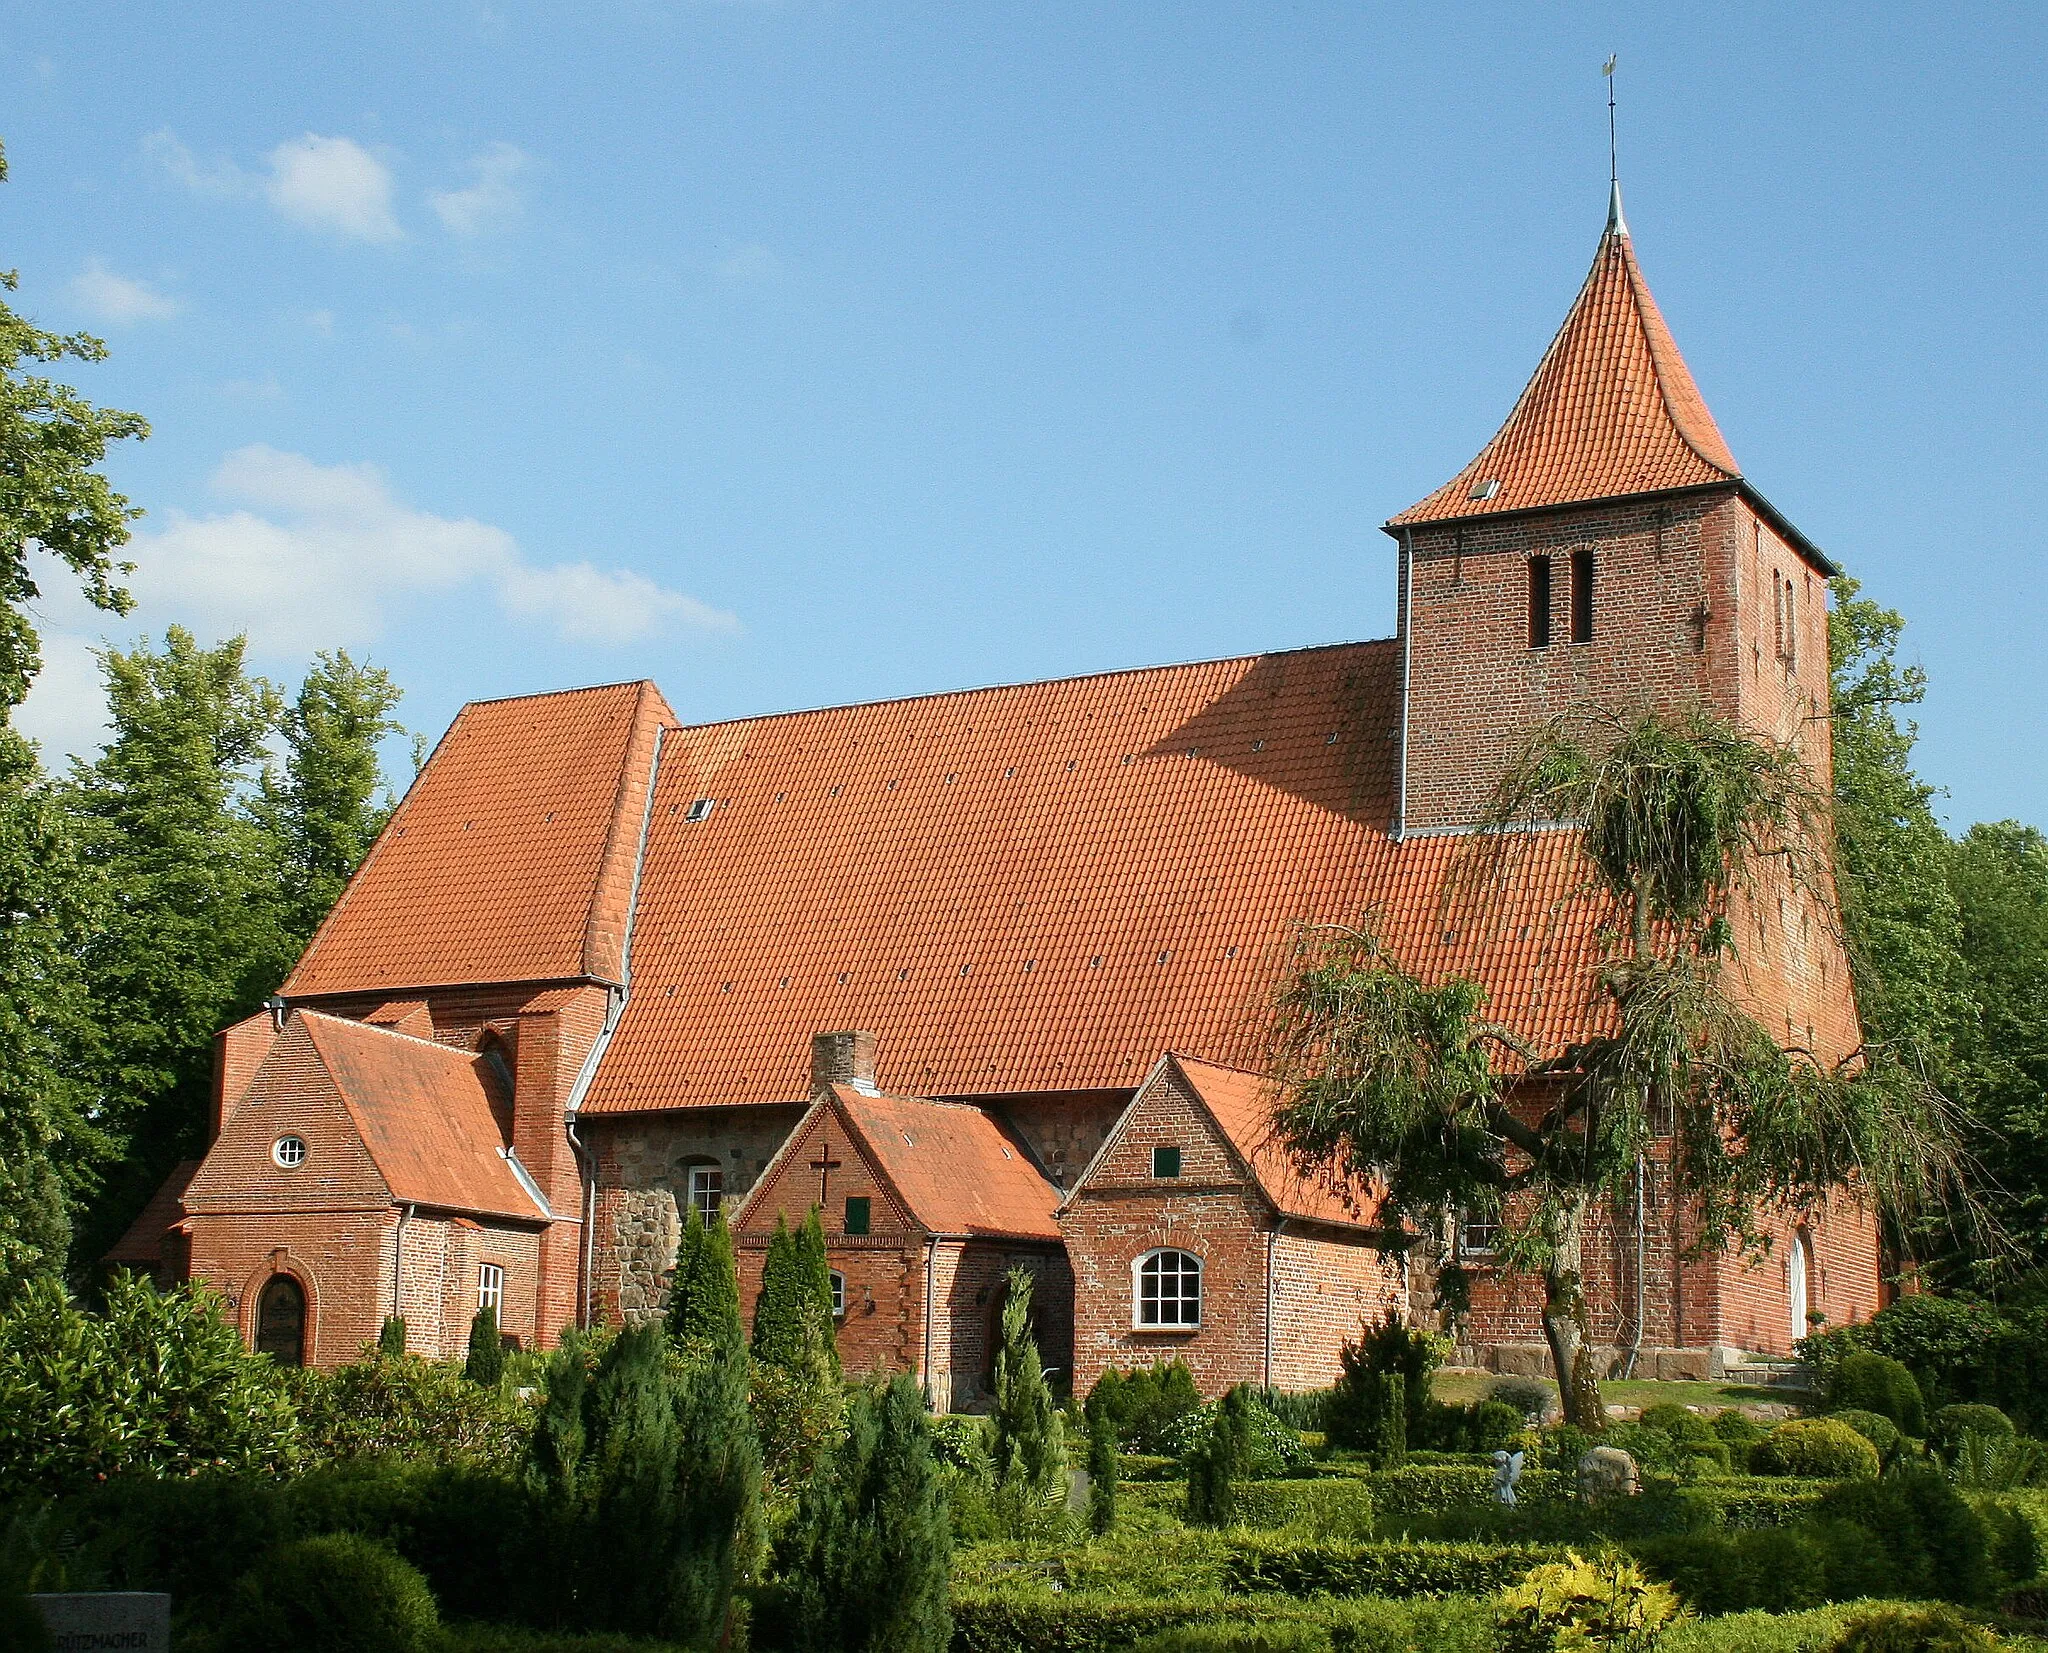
[1577,1446,1640,1502]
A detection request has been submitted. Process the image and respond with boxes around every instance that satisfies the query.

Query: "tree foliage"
[0,1274,298,1493]
[769,1372,951,1653]
[1275,703,1971,1428]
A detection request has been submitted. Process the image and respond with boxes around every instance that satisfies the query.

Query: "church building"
[116,187,1879,1394]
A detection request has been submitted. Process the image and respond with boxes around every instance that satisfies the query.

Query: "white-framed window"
[1457,1217,1501,1259]
[272,1135,307,1169]
[688,1164,724,1221]
[478,1263,504,1314]
[1134,1248,1202,1328]
[829,1270,846,1318]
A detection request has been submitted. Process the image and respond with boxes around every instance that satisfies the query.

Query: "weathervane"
[1603,54,1626,233]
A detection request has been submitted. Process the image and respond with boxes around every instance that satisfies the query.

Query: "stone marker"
[30,1592,171,1651]
[1576,1445,1640,1502]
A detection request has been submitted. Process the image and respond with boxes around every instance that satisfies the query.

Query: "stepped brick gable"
[148,189,1877,1387]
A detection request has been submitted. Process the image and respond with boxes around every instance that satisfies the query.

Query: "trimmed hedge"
[951,1590,1497,1653]
[1750,1419,1881,1480]
[1119,1455,1181,1483]
[1122,1479,1375,1538]
[1223,1535,1568,1598]
[1321,1463,1568,1517]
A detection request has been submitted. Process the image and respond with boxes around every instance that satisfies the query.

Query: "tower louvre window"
[1571,547,1594,644]
[1527,556,1553,649]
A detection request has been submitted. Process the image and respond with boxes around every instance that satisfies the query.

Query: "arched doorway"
[1788,1231,1811,1347]
[256,1273,306,1366]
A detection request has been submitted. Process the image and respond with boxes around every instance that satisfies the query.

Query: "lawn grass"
[1434,1371,1805,1412]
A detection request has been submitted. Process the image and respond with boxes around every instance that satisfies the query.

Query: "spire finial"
[1603,55,1626,234]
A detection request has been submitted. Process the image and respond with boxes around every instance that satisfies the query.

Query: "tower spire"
[1603,55,1626,235]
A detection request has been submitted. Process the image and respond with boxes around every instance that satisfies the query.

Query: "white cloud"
[147,128,403,244]
[265,135,402,242]
[144,128,243,197]
[429,142,529,238]
[12,631,113,767]
[70,259,182,325]
[128,445,736,654]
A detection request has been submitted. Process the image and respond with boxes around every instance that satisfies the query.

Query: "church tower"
[1385,184,1839,839]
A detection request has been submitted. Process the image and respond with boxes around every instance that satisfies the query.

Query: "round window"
[272,1135,307,1168]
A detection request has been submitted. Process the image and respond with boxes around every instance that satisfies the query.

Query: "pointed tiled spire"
[1389,203,1740,528]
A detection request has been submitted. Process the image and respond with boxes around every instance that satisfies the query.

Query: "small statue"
[1491,1448,1526,1506]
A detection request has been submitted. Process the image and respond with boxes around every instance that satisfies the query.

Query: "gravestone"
[31,1592,171,1650]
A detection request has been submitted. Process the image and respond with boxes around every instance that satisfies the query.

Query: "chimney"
[810,1030,878,1095]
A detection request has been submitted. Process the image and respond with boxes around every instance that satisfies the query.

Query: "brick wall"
[1400,494,1721,836]
[190,1210,394,1367]
[590,1104,805,1322]
[925,1241,1074,1410]
[1268,1226,1404,1390]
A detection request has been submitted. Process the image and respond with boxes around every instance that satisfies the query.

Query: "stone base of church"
[1457,1341,1742,1384]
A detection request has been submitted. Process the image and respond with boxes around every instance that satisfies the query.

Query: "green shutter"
[844,1195,871,1236]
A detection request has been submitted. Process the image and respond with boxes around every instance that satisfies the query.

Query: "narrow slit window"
[843,1195,870,1236]
[1570,547,1594,644]
[1527,556,1552,649]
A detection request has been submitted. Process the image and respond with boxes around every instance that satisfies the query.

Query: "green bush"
[1710,1412,1765,1452]
[1088,1360,1204,1455]
[1131,1625,1331,1653]
[1828,1351,1927,1436]
[0,1277,299,1494]
[292,1352,534,1467]
[1933,1405,2017,1456]
[1828,1409,1902,1457]
[1817,1471,1996,1604]
[216,1534,438,1653]
[1640,1402,1700,1435]
[1635,1526,1835,1615]
[1495,1551,1682,1653]
[1359,1463,1567,1519]
[1328,1311,1440,1451]
[1488,1378,1554,1421]
[465,1307,506,1388]
[440,1628,686,1653]
[1123,1478,1376,1538]
[1637,1406,1734,1475]
[1119,1453,1179,1482]
[1224,1536,1568,1598]
[1249,1388,1331,1434]
[1750,1419,1881,1480]
[1825,1603,2002,1653]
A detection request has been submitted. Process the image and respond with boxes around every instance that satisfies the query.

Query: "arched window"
[1789,1229,1812,1344]
[256,1273,306,1366]
[1134,1249,1202,1328]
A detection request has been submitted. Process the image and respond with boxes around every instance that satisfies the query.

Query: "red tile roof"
[1165,1053,1380,1229]
[284,680,671,997]
[827,1086,1063,1241]
[584,642,1604,1112]
[299,1012,548,1221]
[103,1160,201,1266]
[1389,219,1739,529]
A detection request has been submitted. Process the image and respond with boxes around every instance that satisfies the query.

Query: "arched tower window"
[1134,1248,1202,1329]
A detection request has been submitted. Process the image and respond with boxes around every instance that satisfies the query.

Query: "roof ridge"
[455,678,657,713]
[297,1007,474,1059]
[658,637,1395,739]
[1615,230,1740,483]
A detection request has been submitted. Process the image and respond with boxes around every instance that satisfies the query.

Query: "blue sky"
[3,4,2042,830]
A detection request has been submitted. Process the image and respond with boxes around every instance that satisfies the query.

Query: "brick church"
[111,186,1879,1399]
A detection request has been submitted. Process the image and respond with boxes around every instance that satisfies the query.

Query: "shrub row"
[952,1588,1497,1653]
[1222,1536,1568,1599]
[1120,1479,1376,1538]
[1316,1463,1568,1517]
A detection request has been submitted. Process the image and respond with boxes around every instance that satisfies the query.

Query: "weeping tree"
[1273,704,1974,1431]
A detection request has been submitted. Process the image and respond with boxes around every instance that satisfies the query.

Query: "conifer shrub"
[464,1306,506,1388]
[1828,1351,1927,1436]
[765,1372,951,1653]
[379,1316,409,1357]
[216,1534,439,1653]
[1749,1418,1881,1480]
[1817,1470,1997,1604]
[1088,1407,1118,1536]
[1826,1605,2003,1653]
[992,1268,1064,1500]
[1328,1311,1440,1450]
[1086,1359,1202,1453]
[1187,1387,1253,1526]
[1371,1373,1407,1468]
